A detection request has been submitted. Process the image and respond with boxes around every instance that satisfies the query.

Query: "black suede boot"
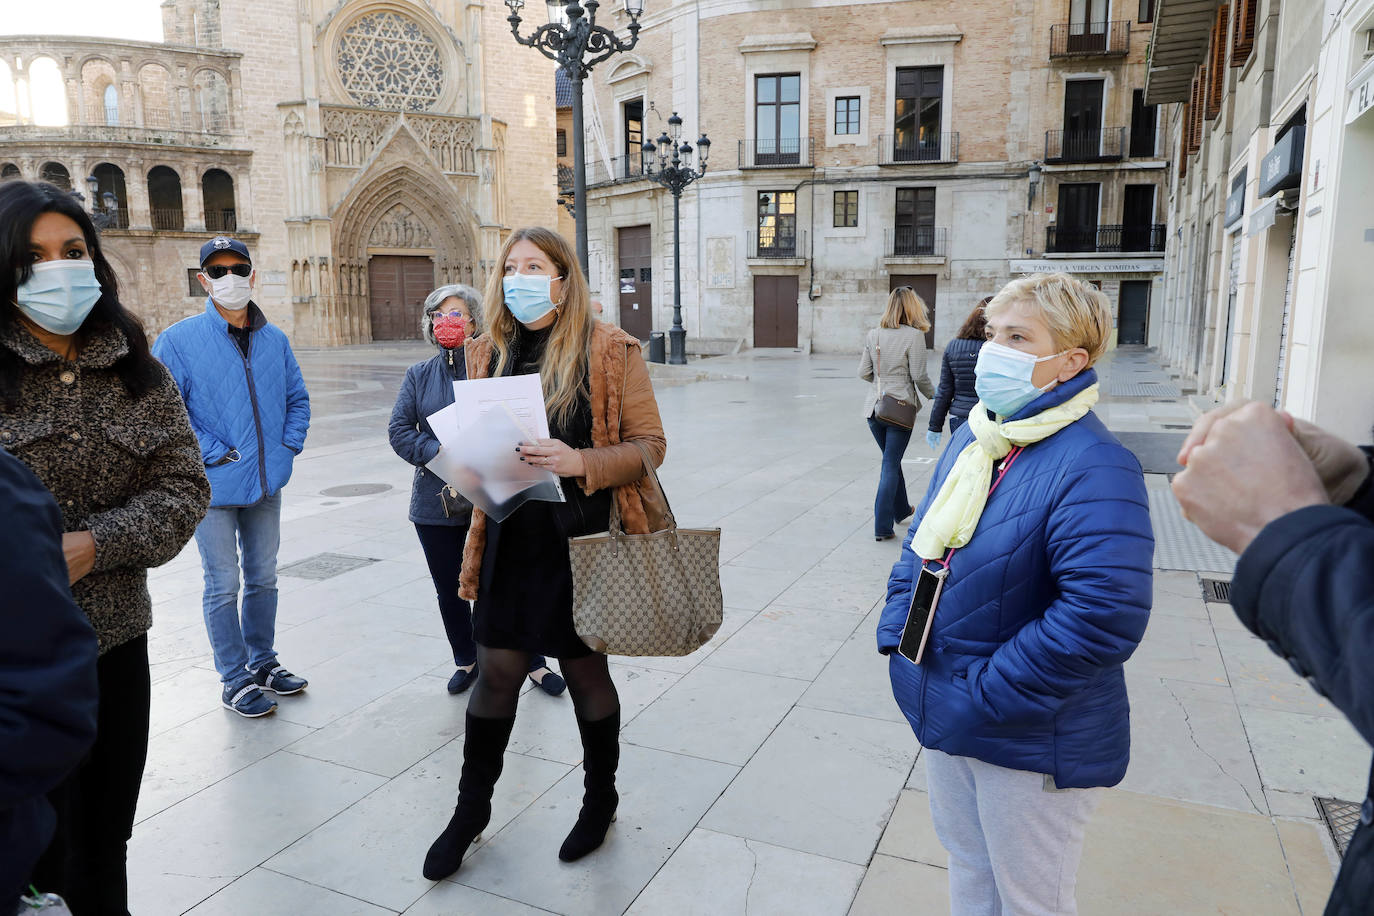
[558,709,621,862]
[422,712,516,880]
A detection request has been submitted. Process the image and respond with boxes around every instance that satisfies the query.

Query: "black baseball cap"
[199,236,252,267]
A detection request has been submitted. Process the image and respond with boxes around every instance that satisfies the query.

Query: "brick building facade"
[0,0,558,345]
[573,0,1170,354]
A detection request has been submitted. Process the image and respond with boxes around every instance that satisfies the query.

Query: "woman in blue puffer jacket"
[877,273,1153,916]
[925,299,988,451]
[388,285,565,699]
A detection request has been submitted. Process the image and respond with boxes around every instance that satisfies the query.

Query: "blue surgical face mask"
[974,340,1067,418]
[502,272,561,325]
[16,259,103,335]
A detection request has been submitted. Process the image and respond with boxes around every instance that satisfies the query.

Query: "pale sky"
[0,1,164,123]
[0,0,165,41]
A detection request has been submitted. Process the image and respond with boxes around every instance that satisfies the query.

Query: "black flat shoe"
[875,533,896,542]
[447,665,478,695]
[528,667,567,696]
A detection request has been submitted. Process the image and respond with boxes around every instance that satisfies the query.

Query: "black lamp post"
[505,0,644,275]
[642,111,708,365]
[83,174,119,230]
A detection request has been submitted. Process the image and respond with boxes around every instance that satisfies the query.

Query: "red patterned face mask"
[433,314,466,349]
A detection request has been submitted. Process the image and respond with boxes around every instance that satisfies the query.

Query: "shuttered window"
[1232,0,1258,64]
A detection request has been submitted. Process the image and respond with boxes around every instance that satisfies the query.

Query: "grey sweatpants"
[925,749,1101,916]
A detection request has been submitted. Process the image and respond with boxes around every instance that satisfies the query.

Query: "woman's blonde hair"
[880,286,932,332]
[482,226,594,427]
[985,273,1113,365]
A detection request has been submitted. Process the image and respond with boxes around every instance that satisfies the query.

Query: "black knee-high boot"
[559,709,620,862]
[423,712,516,880]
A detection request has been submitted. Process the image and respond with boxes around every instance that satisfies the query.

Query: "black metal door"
[617,225,652,341]
[1062,80,1104,160]
[1056,183,1100,252]
[753,275,799,348]
[1122,185,1155,251]
[890,273,937,350]
[1118,280,1150,346]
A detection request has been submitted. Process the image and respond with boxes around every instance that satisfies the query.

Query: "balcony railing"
[1046,223,1167,254]
[205,209,238,232]
[885,226,948,258]
[878,133,959,165]
[150,208,185,231]
[739,137,813,169]
[747,229,806,259]
[1049,20,1131,58]
[0,123,235,148]
[1045,127,1127,163]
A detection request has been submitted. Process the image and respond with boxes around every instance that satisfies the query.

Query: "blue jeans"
[195,491,282,688]
[868,416,913,536]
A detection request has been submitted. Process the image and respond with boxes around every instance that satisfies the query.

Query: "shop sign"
[1010,259,1164,275]
[1258,124,1305,198]
[1224,184,1246,231]
[1246,196,1279,237]
[1348,60,1374,124]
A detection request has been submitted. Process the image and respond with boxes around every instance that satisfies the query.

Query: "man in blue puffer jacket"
[153,237,311,718]
[878,274,1153,916]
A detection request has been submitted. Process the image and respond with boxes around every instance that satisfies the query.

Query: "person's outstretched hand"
[926,430,941,450]
[1173,401,1327,554]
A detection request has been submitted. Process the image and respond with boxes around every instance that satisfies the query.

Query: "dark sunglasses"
[203,263,252,279]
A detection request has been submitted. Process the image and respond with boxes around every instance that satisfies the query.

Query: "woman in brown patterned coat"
[422,227,667,881]
[0,180,210,913]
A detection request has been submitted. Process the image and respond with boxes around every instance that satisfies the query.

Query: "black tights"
[469,645,619,722]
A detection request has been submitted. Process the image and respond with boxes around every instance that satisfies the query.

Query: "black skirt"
[471,324,612,659]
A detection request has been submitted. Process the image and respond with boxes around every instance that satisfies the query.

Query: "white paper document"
[424,374,565,521]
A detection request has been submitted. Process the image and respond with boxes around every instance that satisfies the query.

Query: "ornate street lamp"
[642,111,708,365]
[505,0,644,274]
[82,174,119,230]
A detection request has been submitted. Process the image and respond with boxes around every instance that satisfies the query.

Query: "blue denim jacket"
[388,349,472,526]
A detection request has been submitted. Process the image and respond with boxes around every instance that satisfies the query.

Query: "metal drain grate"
[1161,423,1193,430]
[1199,577,1232,603]
[1315,797,1362,858]
[278,552,379,580]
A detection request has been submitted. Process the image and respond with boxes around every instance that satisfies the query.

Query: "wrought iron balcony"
[1045,127,1127,163]
[878,133,959,166]
[205,209,238,232]
[885,226,948,258]
[747,229,806,259]
[1046,223,1167,254]
[150,208,185,231]
[1049,20,1131,58]
[738,137,813,169]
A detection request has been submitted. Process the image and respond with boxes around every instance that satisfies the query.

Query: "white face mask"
[203,272,253,310]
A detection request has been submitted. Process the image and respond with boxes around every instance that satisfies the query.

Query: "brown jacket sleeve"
[579,345,666,493]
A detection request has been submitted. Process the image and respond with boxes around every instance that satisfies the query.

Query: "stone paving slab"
[122,345,1364,915]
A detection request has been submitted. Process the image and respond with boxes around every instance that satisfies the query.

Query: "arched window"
[201,168,236,231]
[39,162,71,190]
[103,84,119,125]
[92,163,129,228]
[138,63,174,128]
[193,70,229,132]
[147,165,184,230]
[27,58,67,126]
[1,164,20,181]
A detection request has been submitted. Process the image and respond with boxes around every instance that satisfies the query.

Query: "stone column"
[125,160,151,229]
[181,160,204,231]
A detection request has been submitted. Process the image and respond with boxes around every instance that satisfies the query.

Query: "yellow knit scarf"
[911,384,1100,560]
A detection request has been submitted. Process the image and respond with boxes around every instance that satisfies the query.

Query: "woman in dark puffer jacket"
[926,299,989,450]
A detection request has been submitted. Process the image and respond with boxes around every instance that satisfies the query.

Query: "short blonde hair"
[880,286,932,332]
[985,273,1112,365]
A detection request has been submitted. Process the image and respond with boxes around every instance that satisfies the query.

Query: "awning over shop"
[1144,0,1222,105]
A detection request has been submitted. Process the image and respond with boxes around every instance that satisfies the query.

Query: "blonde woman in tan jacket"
[422,227,668,882]
[859,287,936,540]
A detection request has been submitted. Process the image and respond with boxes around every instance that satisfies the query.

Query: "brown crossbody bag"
[872,332,919,429]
